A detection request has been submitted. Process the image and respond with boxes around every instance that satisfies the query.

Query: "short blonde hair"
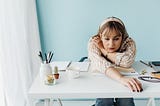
[98,17,127,40]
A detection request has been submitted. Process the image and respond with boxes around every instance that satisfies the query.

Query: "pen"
[67,61,72,68]
[47,52,51,62]
[48,52,53,63]
[45,53,48,63]
[151,71,160,74]
[140,60,152,68]
[38,51,44,63]
[148,62,153,68]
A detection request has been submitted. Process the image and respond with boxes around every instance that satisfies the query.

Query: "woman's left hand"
[119,76,143,92]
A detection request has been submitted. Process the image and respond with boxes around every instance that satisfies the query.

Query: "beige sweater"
[88,36,136,74]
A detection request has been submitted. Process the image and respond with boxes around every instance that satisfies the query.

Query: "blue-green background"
[36,0,160,61]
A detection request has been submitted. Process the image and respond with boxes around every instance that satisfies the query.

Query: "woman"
[88,17,143,106]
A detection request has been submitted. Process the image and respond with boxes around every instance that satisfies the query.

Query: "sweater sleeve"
[115,38,136,68]
[88,37,114,74]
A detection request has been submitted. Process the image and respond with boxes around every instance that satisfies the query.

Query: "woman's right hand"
[92,36,103,48]
[119,76,143,92]
[92,36,108,55]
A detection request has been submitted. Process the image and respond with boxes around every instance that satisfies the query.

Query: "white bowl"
[66,66,80,79]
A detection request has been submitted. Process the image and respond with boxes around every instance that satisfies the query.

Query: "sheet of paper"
[50,61,70,71]
[91,70,138,77]
[91,66,138,77]
[115,66,138,76]
[120,71,139,76]
[70,62,90,72]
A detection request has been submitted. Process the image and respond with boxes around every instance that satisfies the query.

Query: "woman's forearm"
[100,48,116,63]
[105,67,123,81]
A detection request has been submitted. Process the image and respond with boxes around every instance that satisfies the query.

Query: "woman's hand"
[93,36,104,50]
[93,36,108,56]
[119,76,143,92]
[106,67,143,92]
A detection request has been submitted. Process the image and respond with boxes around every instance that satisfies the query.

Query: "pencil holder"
[39,63,52,82]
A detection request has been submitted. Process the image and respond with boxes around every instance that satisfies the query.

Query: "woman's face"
[101,29,122,53]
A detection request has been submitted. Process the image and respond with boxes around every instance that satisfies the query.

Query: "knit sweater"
[88,36,136,74]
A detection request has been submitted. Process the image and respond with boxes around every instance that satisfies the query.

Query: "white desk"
[28,61,160,106]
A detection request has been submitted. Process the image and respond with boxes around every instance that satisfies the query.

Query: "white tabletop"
[28,61,160,100]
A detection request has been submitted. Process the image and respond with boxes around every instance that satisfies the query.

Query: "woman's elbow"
[120,60,134,68]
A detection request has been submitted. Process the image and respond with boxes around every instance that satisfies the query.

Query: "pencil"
[67,61,72,68]
[140,60,152,68]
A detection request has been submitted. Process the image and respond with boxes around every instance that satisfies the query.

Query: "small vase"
[53,66,59,79]
[39,63,52,82]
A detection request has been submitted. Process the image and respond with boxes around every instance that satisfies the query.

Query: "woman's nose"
[108,40,114,47]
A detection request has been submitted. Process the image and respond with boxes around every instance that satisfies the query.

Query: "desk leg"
[147,98,155,106]
[49,98,62,106]
[50,99,53,106]
[44,99,50,106]
[28,97,36,106]
[57,98,63,106]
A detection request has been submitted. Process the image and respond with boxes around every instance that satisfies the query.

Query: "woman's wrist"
[118,75,124,82]
[105,67,123,81]
[100,48,108,57]
[105,52,109,58]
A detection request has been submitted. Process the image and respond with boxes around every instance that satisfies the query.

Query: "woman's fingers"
[121,77,143,92]
[125,83,133,91]
[129,80,138,92]
[132,78,141,91]
[93,37,101,43]
[134,78,143,92]
[93,36,103,49]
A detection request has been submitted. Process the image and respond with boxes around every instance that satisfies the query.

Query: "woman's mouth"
[108,48,115,52]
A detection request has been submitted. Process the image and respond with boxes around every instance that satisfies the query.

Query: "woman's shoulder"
[88,35,101,52]
[126,37,134,41]
[119,37,136,52]
[124,37,136,45]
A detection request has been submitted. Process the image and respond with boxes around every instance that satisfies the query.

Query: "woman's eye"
[114,38,119,41]
[105,38,110,40]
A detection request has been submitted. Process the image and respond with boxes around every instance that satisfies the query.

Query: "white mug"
[66,66,80,79]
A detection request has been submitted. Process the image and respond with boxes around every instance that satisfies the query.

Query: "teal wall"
[36,0,160,61]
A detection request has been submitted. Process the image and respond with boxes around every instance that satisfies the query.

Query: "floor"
[35,98,160,106]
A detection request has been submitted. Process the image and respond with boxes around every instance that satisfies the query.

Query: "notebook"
[69,62,90,72]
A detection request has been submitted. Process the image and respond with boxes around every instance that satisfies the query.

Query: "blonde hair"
[98,17,128,40]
